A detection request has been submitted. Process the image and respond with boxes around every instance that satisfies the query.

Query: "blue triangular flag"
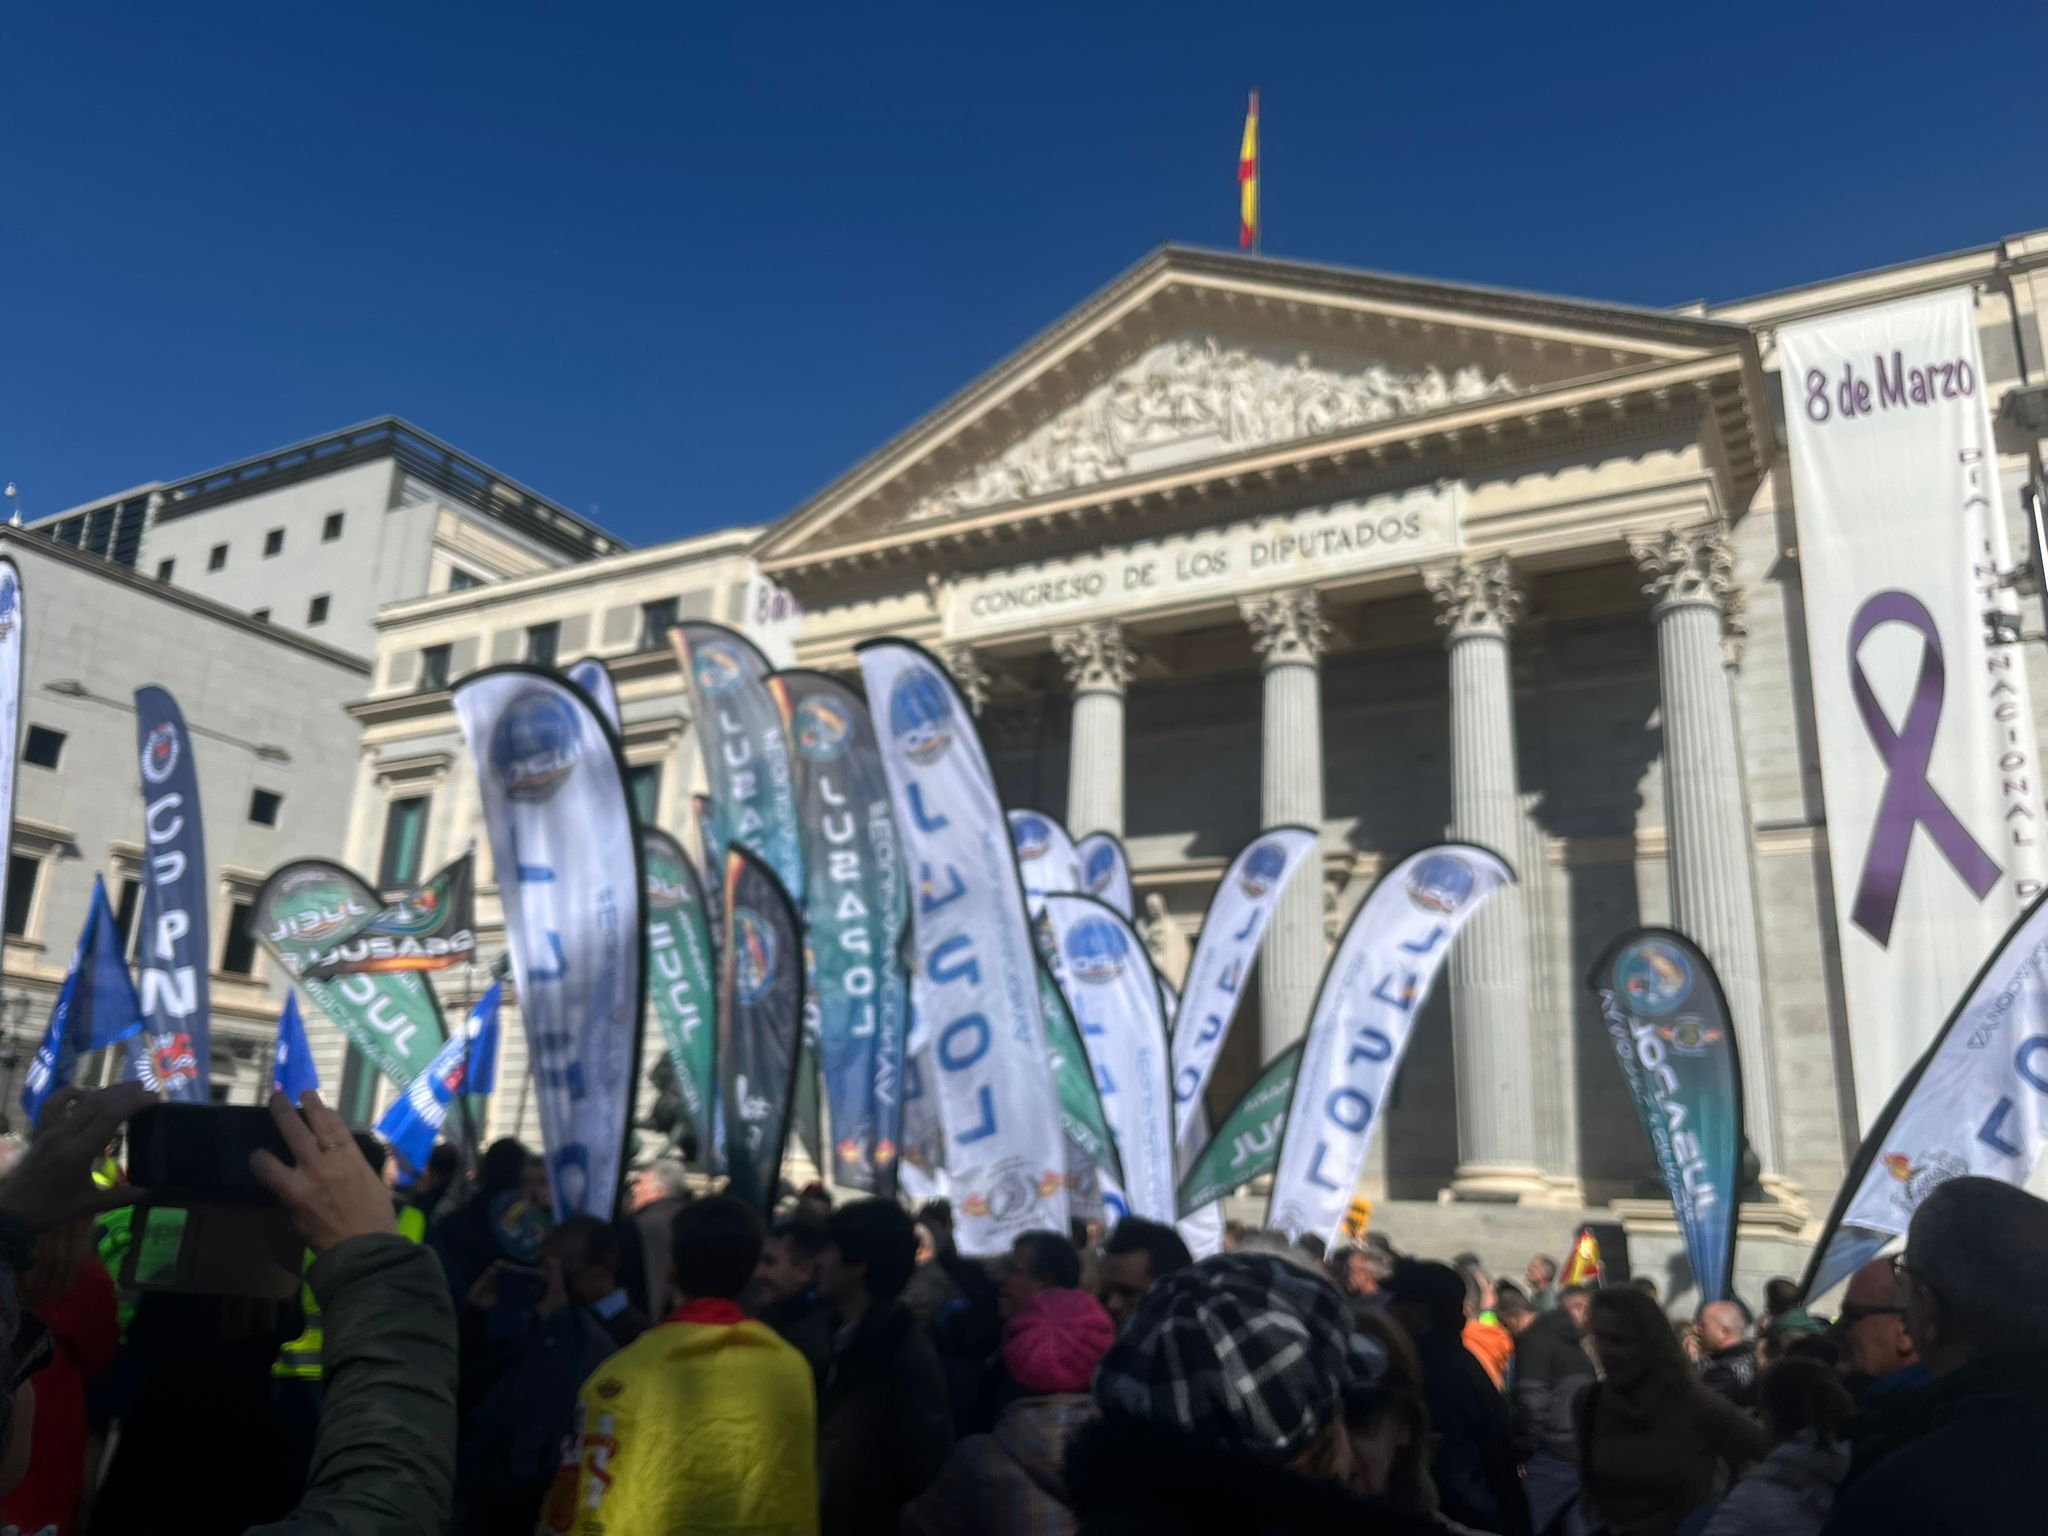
[377,982,502,1176]
[271,992,319,1103]
[23,877,147,1126]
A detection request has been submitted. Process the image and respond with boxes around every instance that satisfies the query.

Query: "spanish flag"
[1238,90,1259,250]
[1560,1226,1604,1287]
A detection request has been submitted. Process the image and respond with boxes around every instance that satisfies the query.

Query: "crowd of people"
[0,1085,2043,1535]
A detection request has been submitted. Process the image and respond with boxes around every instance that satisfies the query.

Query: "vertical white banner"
[1010,809,1085,911]
[1781,291,2044,1123]
[1170,826,1320,1152]
[859,641,1068,1254]
[1270,845,1511,1245]
[1076,832,1136,920]
[1042,894,1176,1224]
[0,559,21,990]
[455,668,645,1221]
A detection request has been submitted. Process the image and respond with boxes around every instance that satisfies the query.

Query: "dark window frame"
[23,726,65,770]
[307,594,330,626]
[378,796,431,892]
[155,558,175,582]
[220,898,259,976]
[527,621,560,668]
[249,789,283,827]
[3,854,38,939]
[321,512,345,542]
[640,597,680,651]
[263,527,285,558]
[207,543,229,572]
[420,644,453,692]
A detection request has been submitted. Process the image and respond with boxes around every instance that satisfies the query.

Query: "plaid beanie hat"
[1092,1252,1353,1461]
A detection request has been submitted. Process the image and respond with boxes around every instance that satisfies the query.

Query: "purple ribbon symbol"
[1848,590,2000,947]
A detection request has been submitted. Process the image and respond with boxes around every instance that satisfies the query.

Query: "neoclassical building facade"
[346,231,2048,1284]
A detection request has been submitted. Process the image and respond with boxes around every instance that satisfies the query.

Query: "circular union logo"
[692,642,747,695]
[1064,916,1130,984]
[1405,853,1475,915]
[1085,842,1118,893]
[141,723,180,785]
[489,688,585,804]
[793,696,853,761]
[1656,1014,1724,1056]
[1883,1148,1967,1217]
[733,908,778,1004]
[645,868,687,912]
[1617,938,1694,1016]
[1239,841,1288,900]
[1011,814,1053,863]
[889,668,954,766]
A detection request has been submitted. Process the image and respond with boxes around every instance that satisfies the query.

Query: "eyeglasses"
[1837,1301,1907,1326]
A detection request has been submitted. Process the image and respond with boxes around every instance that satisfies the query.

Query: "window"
[251,608,271,624]
[263,528,285,557]
[527,622,560,668]
[113,877,142,956]
[155,558,175,582]
[208,543,228,572]
[378,797,430,891]
[420,643,452,692]
[640,598,680,650]
[322,512,344,542]
[3,855,37,938]
[448,568,482,593]
[629,763,662,825]
[23,726,64,770]
[220,899,258,976]
[249,789,283,826]
[307,594,330,626]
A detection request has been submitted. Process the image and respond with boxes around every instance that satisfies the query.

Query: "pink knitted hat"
[1003,1287,1116,1394]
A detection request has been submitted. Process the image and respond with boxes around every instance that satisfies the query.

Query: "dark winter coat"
[762,1286,835,1385]
[1514,1308,1595,1461]
[1061,1409,1446,1536]
[1820,1355,2048,1536]
[1415,1330,1534,1536]
[819,1299,956,1535]
[900,1393,1095,1536]
[1700,1341,1760,1410]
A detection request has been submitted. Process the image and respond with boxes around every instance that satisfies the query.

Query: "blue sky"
[6,5,2044,547]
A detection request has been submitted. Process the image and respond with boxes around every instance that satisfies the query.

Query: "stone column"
[1427,556,1546,1201]
[1631,523,1782,1179]
[1053,622,1138,838]
[1241,588,1330,1061]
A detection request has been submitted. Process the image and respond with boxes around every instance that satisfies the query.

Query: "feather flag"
[271,993,319,1103]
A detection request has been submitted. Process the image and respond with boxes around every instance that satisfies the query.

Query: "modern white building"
[33,417,626,656]
[0,530,370,1112]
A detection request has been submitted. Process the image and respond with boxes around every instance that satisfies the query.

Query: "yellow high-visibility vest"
[274,1203,428,1381]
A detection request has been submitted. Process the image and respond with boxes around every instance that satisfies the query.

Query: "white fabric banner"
[1010,809,1085,911]
[1807,892,2048,1298]
[859,642,1067,1253]
[1171,826,1320,1153]
[1270,845,1511,1244]
[0,560,21,981]
[1043,894,1176,1224]
[1782,290,2044,1124]
[1077,832,1136,920]
[566,656,622,733]
[455,668,644,1221]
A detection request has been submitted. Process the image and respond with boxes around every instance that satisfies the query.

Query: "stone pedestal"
[1631,524,1783,1180]
[1428,557,1546,1201]
[1054,622,1138,838]
[1241,588,1329,1061]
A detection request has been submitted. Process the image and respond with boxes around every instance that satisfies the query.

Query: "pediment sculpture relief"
[908,337,1517,521]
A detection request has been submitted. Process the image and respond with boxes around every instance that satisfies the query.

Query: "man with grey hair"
[1697,1298,1759,1409]
[1821,1176,2048,1534]
[627,1157,692,1311]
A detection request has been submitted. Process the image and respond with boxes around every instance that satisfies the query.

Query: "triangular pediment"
[758,247,1759,573]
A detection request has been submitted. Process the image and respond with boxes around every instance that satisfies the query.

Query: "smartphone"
[127,1104,383,1195]
[496,1264,549,1313]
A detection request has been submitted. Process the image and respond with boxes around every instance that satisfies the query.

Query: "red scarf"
[663,1297,746,1327]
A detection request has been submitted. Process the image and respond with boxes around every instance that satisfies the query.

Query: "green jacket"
[247,1233,457,1535]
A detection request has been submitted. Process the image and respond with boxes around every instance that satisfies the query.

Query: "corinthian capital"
[1239,587,1331,667]
[938,643,991,716]
[1053,622,1140,694]
[1426,555,1523,642]
[1630,522,1736,617]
